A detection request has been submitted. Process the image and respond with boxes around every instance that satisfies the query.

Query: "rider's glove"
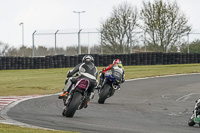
[67,70,73,78]
[102,68,106,73]
[58,95,63,99]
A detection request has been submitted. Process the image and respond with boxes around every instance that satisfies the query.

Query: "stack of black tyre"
[93,54,100,66]
[1,53,200,70]
[198,54,200,63]
[99,55,104,67]
[135,53,140,65]
[142,53,147,65]
[0,56,2,70]
[45,56,50,69]
[103,55,108,66]
[156,52,163,65]
[69,56,75,67]
[64,56,70,68]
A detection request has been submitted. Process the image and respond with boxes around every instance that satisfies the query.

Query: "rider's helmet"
[196,100,200,109]
[82,55,94,63]
[113,59,122,64]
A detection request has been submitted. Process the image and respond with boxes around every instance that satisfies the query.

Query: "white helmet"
[113,59,122,64]
[82,55,94,62]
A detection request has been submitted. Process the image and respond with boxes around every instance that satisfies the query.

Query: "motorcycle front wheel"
[188,119,195,126]
[64,92,82,117]
[98,84,111,104]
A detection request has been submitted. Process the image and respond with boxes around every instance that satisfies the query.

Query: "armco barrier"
[0,52,200,70]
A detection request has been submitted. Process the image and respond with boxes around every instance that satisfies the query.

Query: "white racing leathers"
[191,99,200,119]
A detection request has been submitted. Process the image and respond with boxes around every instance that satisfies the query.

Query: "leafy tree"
[140,0,191,52]
[100,2,138,54]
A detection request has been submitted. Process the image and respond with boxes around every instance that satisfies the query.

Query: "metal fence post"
[55,30,59,55]
[100,32,103,54]
[32,30,36,57]
[78,29,82,55]
[187,32,190,53]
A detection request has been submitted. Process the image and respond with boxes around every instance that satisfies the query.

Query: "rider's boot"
[84,91,95,108]
[84,101,89,108]
[97,78,104,93]
[58,91,69,99]
[58,81,73,99]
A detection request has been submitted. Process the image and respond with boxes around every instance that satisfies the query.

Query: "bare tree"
[18,45,32,56]
[6,47,18,56]
[100,2,138,54]
[66,46,78,56]
[140,0,191,52]
[35,46,48,56]
[0,41,9,56]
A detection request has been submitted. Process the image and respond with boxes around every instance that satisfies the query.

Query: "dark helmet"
[113,59,122,64]
[82,55,94,62]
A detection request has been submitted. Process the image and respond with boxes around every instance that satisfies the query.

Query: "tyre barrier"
[0,52,200,70]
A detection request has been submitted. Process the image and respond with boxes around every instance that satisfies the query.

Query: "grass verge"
[1,64,200,96]
[0,123,77,133]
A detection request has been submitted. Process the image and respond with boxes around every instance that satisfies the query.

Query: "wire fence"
[31,29,200,56]
[32,29,101,56]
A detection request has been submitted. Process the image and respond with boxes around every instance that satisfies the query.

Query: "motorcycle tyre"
[188,119,195,127]
[64,92,82,117]
[98,84,110,104]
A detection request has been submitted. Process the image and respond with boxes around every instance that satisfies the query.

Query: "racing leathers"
[59,61,98,99]
[98,62,125,89]
[191,99,200,119]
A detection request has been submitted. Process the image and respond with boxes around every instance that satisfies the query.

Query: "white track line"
[176,93,200,101]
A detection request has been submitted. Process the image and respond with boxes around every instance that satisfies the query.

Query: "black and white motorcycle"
[188,99,200,127]
[62,78,93,117]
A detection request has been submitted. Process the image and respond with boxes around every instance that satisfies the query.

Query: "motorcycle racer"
[58,55,98,104]
[191,99,200,119]
[97,59,125,90]
[188,98,200,126]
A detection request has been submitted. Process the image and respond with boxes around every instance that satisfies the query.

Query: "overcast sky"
[1,0,200,48]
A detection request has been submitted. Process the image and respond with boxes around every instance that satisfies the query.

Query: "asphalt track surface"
[7,74,200,133]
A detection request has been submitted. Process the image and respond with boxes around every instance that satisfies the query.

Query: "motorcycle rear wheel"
[64,92,82,117]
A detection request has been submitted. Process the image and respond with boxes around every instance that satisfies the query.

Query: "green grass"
[1,64,200,96]
[1,63,200,133]
[124,64,200,79]
[0,123,77,133]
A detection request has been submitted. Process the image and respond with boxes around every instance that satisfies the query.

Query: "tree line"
[100,0,191,53]
[0,42,102,56]
[1,39,200,57]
